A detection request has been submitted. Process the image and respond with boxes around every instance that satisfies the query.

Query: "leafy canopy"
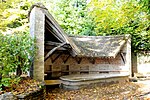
[88,0,150,53]
[43,0,96,36]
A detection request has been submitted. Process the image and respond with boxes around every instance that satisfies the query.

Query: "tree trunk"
[16,65,22,76]
[29,63,33,78]
[16,56,22,76]
[131,52,138,77]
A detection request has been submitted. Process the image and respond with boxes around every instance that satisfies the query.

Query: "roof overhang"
[29,3,130,58]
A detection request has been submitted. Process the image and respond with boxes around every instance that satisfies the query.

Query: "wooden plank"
[45,20,63,42]
[45,41,71,48]
[45,80,61,85]
[45,46,68,51]
[44,12,68,42]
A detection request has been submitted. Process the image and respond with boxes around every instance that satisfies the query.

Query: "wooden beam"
[44,12,67,42]
[120,52,126,64]
[44,42,66,61]
[45,19,65,42]
[45,80,61,85]
[45,41,62,46]
[45,23,63,42]
[51,52,62,63]
[88,58,95,64]
[75,57,82,64]
[45,46,68,51]
[61,54,70,64]
[45,41,71,48]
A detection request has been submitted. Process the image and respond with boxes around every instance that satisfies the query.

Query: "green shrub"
[0,32,35,90]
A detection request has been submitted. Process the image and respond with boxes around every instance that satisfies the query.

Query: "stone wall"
[45,51,129,80]
[137,53,150,74]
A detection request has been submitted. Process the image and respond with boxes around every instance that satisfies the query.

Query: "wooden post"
[29,7,45,81]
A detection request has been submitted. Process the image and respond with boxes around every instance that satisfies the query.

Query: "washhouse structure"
[29,3,131,86]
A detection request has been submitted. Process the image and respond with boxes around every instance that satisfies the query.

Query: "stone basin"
[60,74,129,90]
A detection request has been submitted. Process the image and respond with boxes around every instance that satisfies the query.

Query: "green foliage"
[0,32,35,90]
[139,0,150,13]
[46,0,96,35]
[0,0,32,32]
[0,0,96,35]
[88,0,150,53]
[0,0,37,90]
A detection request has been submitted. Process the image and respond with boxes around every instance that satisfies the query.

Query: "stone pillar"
[131,52,138,77]
[29,7,45,81]
[123,35,132,77]
[126,36,132,77]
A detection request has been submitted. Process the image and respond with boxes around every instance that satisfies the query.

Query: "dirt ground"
[46,80,150,100]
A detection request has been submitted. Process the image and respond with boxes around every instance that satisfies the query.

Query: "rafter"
[44,42,66,61]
